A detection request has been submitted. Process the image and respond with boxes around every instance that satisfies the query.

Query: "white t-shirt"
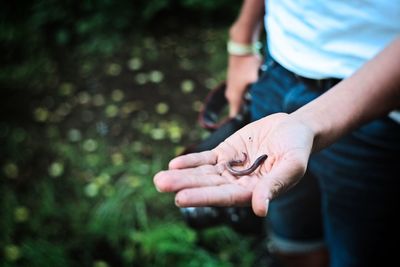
[265,0,400,79]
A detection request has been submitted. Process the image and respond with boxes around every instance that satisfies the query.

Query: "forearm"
[229,0,265,44]
[293,37,400,151]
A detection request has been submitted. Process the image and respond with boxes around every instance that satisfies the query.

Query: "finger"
[168,150,217,169]
[228,97,242,117]
[175,184,252,207]
[225,86,244,117]
[252,157,306,217]
[153,165,227,192]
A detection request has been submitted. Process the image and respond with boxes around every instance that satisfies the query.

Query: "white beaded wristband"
[227,40,262,56]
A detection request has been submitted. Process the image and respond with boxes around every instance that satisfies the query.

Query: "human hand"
[226,54,262,117]
[154,113,315,217]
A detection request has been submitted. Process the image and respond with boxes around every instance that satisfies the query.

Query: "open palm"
[154,113,315,216]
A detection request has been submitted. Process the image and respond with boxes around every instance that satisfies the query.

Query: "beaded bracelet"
[227,40,262,56]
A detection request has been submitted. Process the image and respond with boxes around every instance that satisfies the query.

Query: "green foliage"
[180,0,239,11]
[134,223,199,264]
[21,240,70,267]
[1,0,239,86]
[0,2,266,265]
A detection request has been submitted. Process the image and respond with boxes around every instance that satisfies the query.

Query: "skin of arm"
[294,37,400,152]
[229,0,265,44]
[154,37,400,217]
[226,0,265,117]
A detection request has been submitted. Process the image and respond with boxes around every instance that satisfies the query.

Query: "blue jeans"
[250,54,400,267]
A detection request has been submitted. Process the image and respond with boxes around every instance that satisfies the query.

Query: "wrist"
[291,108,327,152]
[227,40,262,56]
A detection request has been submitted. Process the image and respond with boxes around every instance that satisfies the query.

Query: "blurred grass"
[0,1,270,266]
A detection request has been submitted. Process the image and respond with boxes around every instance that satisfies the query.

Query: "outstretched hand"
[154,113,315,217]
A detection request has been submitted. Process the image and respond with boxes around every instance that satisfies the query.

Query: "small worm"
[226,152,268,176]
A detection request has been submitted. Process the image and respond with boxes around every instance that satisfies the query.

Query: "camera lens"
[225,207,264,235]
[180,207,225,229]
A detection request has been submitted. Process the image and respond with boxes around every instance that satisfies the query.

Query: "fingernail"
[175,198,181,207]
[264,199,270,217]
[153,178,162,192]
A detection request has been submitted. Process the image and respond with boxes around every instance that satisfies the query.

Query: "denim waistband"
[261,52,399,123]
[261,52,342,91]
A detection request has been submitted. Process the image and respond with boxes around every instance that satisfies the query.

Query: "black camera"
[180,206,264,235]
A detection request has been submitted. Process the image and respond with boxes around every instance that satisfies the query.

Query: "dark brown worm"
[226,152,268,176]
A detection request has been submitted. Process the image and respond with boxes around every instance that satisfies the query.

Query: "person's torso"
[265,0,400,79]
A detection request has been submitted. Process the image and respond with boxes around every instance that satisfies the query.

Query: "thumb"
[251,158,306,217]
[229,99,242,117]
[225,81,247,118]
[225,89,243,118]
